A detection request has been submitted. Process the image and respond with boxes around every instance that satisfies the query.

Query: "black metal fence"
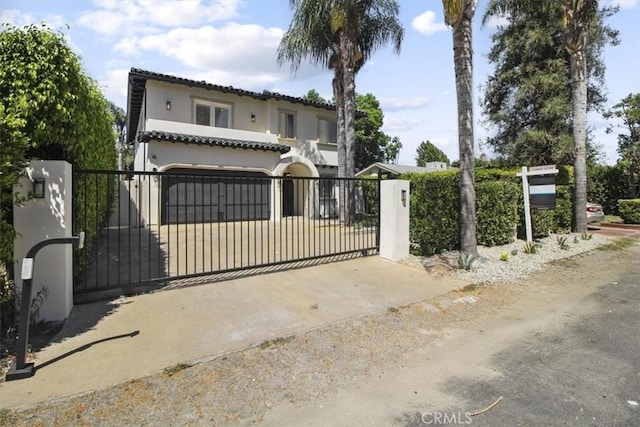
[73,169,380,301]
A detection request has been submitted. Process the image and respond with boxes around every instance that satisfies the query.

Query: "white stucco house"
[125,68,342,224]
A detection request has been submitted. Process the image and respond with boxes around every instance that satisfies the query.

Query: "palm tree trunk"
[343,68,357,225]
[453,11,477,255]
[571,49,588,233]
[333,71,347,223]
[340,28,357,225]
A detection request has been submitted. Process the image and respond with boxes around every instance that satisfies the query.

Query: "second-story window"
[194,100,231,128]
[279,111,296,139]
[318,117,337,143]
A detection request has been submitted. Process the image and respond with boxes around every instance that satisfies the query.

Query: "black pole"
[6,234,83,381]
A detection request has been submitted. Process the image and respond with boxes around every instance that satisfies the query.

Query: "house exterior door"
[282,177,294,217]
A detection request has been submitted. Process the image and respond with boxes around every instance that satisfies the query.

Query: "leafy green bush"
[358,177,380,218]
[476,180,519,246]
[618,199,640,224]
[556,165,574,186]
[1,25,116,332]
[405,171,459,256]
[553,185,573,232]
[520,185,573,238]
[475,168,520,184]
[403,166,576,256]
[588,164,628,215]
[404,170,520,255]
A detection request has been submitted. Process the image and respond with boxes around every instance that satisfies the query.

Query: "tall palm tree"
[484,0,599,233]
[278,0,403,224]
[441,0,477,255]
[564,0,598,233]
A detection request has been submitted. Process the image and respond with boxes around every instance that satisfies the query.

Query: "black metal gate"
[73,169,380,301]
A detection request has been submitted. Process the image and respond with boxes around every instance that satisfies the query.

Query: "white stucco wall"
[146,80,270,133]
[140,80,339,169]
[13,161,74,322]
[290,140,338,166]
[379,180,410,261]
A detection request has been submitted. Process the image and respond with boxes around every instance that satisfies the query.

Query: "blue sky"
[2,0,638,166]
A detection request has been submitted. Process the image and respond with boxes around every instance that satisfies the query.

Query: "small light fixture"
[401,189,407,207]
[33,178,45,199]
[166,100,171,111]
[250,113,256,123]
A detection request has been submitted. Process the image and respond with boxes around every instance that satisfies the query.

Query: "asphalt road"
[404,251,640,427]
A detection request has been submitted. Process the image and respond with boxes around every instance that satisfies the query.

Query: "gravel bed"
[401,232,611,285]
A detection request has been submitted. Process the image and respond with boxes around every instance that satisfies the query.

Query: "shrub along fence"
[401,166,575,256]
[617,199,640,224]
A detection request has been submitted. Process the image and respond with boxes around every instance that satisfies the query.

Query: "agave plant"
[457,251,479,270]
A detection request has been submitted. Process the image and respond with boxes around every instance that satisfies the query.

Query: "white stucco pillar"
[13,160,74,322]
[379,180,410,261]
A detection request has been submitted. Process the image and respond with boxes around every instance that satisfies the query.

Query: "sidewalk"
[0,256,467,409]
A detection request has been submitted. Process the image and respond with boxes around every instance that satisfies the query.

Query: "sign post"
[517,166,559,243]
[5,232,84,381]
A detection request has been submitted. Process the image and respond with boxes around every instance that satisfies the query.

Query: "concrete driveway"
[78,217,377,298]
[0,256,467,409]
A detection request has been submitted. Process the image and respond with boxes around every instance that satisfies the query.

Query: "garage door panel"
[162,169,270,224]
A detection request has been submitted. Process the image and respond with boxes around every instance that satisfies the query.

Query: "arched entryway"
[274,156,318,218]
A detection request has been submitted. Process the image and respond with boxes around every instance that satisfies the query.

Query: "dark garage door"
[161,169,271,224]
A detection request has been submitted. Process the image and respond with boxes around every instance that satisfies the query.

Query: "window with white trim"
[318,117,337,143]
[279,111,296,139]
[194,100,232,128]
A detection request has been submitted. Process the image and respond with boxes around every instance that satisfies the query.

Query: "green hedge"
[404,170,520,255]
[476,180,520,246]
[1,25,116,332]
[588,164,628,215]
[618,199,640,224]
[405,171,459,256]
[525,185,573,237]
[403,167,575,256]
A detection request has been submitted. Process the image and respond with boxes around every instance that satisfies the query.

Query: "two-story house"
[126,68,341,225]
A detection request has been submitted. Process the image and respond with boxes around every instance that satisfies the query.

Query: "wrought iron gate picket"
[73,169,380,301]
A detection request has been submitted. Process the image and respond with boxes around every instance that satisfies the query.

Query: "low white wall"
[13,161,74,322]
[379,180,410,261]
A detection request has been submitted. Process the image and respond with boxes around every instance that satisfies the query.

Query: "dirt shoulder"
[2,244,637,426]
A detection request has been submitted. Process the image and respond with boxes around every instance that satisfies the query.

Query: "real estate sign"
[517,165,559,242]
[528,175,556,210]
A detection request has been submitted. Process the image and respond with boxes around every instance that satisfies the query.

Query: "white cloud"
[610,0,637,9]
[0,9,66,29]
[78,0,242,36]
[382,116,425,133]
[396,134,458,166]
[485,14,509,29]
[188,69,283,91]
[382,96,430,112]
[412,10,448,35]
[113,37,140,56]
[98,68,130,105]
[135,24,283,69]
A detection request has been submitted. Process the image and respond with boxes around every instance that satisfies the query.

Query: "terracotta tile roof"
[139,131,291,154]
